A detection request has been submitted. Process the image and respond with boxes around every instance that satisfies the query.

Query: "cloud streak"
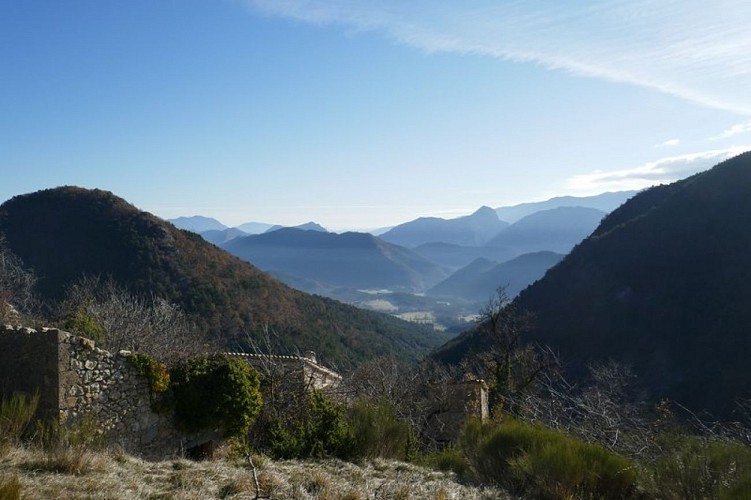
[566,146,751,193]
[711,121,751,140]
[245,0,751,114]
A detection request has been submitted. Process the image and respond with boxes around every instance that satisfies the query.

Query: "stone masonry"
[0,325,213,457]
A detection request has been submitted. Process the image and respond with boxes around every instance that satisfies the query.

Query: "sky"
[2,0,751,231]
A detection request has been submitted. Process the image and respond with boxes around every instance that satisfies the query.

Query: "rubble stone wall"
[0,325,212,457]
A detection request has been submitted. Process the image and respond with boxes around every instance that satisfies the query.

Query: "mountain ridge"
[434,152,751,415]
[0,187,446,366]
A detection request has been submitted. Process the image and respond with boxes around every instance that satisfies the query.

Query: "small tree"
[474,286,557,415]
[59,275,212,364]
[0,238,38,322]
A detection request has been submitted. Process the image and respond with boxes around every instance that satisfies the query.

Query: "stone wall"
[426,379,489,443]
[0,325,213,458]
[227,351,342,391]
[0,326,61,420]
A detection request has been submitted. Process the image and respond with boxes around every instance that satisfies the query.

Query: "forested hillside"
[0,187,446,367]
[435,152,751,416]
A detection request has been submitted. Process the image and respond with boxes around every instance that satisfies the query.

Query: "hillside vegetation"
[437,151,751,416]
[0,187,446,367]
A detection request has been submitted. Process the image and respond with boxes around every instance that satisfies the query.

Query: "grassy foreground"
[0,446,508,500]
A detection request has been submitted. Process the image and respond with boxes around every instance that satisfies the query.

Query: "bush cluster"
[348,399,416,461]
[170,355,262,438]
[0,392,39,455]
[129,353,170,393]
[267,391,352,459]
[458,418,639,499]
[646,434,751,499]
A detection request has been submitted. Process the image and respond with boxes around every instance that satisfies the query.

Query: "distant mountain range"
[494,191,636,223]
[170,191,633,319]
[0,187,447,366]
[435,153,751,416]
[169,215,227,233]
[428,252,564,302]
[264,222,328,234]
[222,228,448,292]
[379,206,508,248]
[487,206,606,254]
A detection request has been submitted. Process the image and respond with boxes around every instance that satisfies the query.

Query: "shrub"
[268,391,353,459]
[646,434,751,499]
[61,308,105,344]
[459,418,639,499]
[129,353,170,393]
[170,355,262,437]
[0,391,39,455]
[426,447,471,478]
[348,399,416,461]
[29,415,104,475]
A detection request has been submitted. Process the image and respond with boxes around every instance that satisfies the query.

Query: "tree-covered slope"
[0,187,446,367]
[436,152,751,415]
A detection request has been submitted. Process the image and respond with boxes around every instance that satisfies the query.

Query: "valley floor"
[0,447,508,499]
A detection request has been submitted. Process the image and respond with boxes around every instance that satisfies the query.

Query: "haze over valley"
[170,191,633,332]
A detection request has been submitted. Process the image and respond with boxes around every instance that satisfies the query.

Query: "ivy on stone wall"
[128,353,170,393]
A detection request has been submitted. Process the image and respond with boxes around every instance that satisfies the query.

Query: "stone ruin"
[0,325,216,457]
[0,324,487,456]
[226,350,342,391]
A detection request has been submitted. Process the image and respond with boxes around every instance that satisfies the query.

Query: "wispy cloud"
[245,0,751,114]
[711,121,751,140]
[566,146,751,193]
[658,139,681,148]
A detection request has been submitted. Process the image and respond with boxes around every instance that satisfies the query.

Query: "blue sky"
[2,0,750,230]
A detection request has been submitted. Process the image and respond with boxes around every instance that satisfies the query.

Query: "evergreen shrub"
[647,434,751,499]
[348,399,415,461]
[268,391,353,459]
[0,391,39,455]
[459,418,639,499]
[171,355,262,438]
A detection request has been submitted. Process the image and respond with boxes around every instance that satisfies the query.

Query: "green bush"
[268,391,353,459]
[0,391,39,454]
[170,355,262,437]
[348,399,416,461]
[129,353,170,393]
[646,434,751,499]
[426,447,471,478]
[61,308,104,343]
[459,418,639,499]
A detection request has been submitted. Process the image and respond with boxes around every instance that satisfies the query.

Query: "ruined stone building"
[0,325,213,457]
[226,351,342,391]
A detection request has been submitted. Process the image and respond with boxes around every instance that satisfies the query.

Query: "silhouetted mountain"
[169,215,227,232]
[222,228,448,291]
[487,207,605,254]
[264,222,328,234]
[380,206,509,248]
[200,227,248,246]
[236,221,275,234]
[436,152,751,415]
[428,252,563,303]
[412,242,517,271]
[0,187,447,366]
[494,191,636,223]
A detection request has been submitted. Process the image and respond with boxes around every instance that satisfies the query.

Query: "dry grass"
[0,445,510,499]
